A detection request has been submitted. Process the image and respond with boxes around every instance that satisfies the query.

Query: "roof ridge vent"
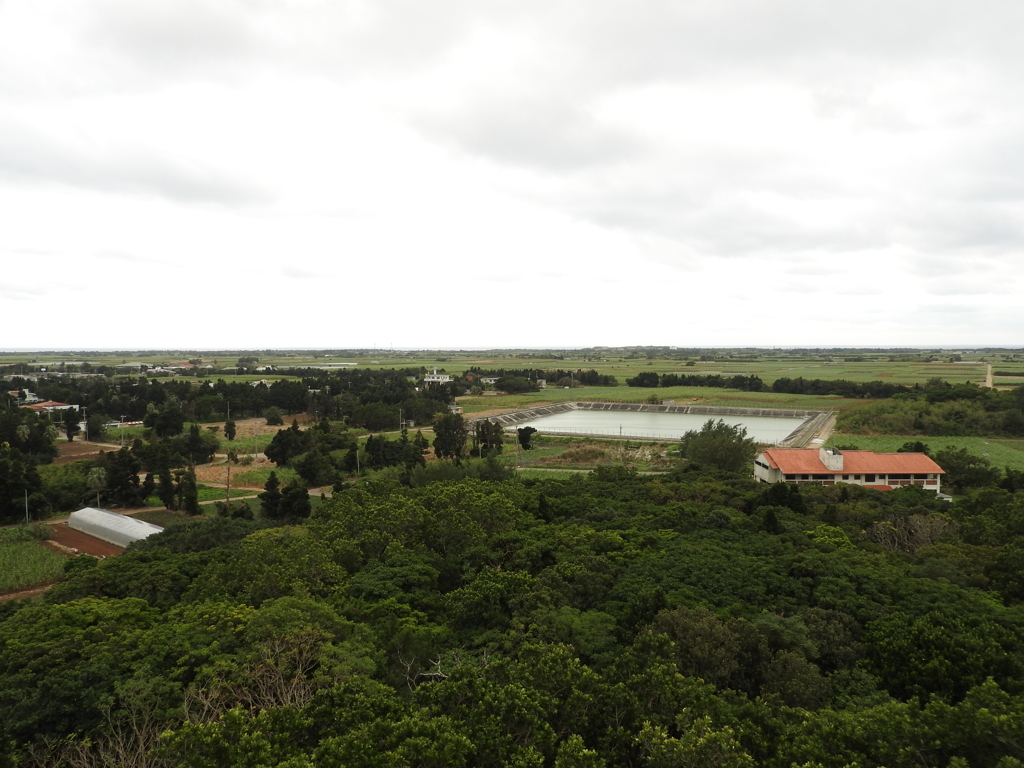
[819,446,844,471]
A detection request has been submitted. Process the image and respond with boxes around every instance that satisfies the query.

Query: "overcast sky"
[2,0,1023,350]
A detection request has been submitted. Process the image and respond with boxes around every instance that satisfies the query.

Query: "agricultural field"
[142,485,255,508]
[133,509,198,527]
[230,465,300,489]
[0,527,67,593]
[5,348,1019,389]
[824,434,1024,473]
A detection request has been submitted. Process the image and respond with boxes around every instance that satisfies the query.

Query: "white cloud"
[2,0,1024,348]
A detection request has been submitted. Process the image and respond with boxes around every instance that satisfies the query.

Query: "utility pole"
[24,489,29,524]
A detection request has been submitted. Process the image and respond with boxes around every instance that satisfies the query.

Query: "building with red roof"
[19,400,78,414]
[754,447,944,493]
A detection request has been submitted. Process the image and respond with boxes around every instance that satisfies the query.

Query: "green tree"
[143,399,186,437]
[85,414,106,443]
[473,419,504,458]
[158,465,176,510]
[679,419,758,473]
[224,420,237,441]
[177,469,200,515]
[495,375,539,394]
[259,471,283,519]
[294,448,337,487]
[933,447,1002,493]
[432,413,467,461]
[264,407,285,426]
[0,449,43,523]
[898,440,931,455]
[279,482,312,520]
[86,466,106,508]
[104,447,144,507]
[62,408,81,442]
[517,426,538,450]
[265,421,309,466]
[172,424,219,466]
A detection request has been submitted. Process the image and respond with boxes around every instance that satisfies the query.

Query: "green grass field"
[232,466,300,488]
[4,349,1011,389]
[514,468,594,480]
[133,510,197,527]
[144,486,258,508]
[0,528,67,592]
[825,434,1024,472]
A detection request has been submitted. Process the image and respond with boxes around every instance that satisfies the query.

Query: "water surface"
[513,410,804,443]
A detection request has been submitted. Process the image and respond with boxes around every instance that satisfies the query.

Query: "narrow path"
[808,412,836,446]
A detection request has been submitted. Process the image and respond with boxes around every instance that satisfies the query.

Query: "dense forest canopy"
[4,466,1024,766]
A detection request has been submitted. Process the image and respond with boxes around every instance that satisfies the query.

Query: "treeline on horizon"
[625,370,917,397]
[464,367,619,387]
[2,368,458,426]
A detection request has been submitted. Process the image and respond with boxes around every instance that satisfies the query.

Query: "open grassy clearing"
[824,434,1024,472]
[0,528,66,592]
[508,435,676,472]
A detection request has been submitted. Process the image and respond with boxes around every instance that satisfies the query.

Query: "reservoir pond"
[511,410,806,443]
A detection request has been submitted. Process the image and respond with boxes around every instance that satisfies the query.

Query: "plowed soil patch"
[55,441,114,465]
[194,458,276,487]
[46,524,124,557]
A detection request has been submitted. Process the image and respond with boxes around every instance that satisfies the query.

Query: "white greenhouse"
[68,508,164,548]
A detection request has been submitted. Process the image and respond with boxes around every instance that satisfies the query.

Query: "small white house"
[424,368,453,384]
[68,508,163,548]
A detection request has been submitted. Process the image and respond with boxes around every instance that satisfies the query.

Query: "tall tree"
[86,467,106,508]
[517,426,538,451]
[62,408,81,442]
[432,413,467,461]
[177,469,200,515]
[473,420,504,458]
[158,465,176,510]
[679,419,758,473]
[259,471,283,519]
[104,447,144,507]
[279,481,312,521]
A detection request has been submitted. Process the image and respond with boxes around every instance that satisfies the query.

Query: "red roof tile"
[760,448,944,475]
